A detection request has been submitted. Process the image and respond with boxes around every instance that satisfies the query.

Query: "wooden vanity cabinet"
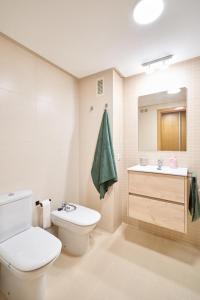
[128,171,188,233]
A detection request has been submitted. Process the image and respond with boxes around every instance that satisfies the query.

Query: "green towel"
[91,110,118,199]
[189,175,200,222]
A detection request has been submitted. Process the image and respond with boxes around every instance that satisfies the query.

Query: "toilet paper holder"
[35,199,51,207]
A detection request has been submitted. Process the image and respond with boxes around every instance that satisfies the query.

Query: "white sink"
[127,165,188,177]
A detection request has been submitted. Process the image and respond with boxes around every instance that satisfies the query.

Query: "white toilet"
[51,203,101,256]
[0,190,61,300]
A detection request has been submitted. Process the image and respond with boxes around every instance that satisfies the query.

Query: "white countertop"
[127,165,188,177]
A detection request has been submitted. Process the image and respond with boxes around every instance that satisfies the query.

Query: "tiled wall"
[79,70,123,232]
[113,71,124,230]
[0,35,79,224]
[123,58,200,247]
[1,33,200,245]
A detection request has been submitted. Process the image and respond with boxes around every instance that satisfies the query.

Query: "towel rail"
[188,172,196,179]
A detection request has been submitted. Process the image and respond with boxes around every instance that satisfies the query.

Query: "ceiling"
[139,88,186,107]
[0,0,200,78]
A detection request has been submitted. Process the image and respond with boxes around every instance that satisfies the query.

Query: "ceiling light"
[167,88,181,94]
[142,55,173,74]
[133,0,164,25]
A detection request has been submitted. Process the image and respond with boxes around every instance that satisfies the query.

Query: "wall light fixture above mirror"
[138,87,187,152]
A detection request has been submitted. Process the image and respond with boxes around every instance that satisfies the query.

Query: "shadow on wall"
[62,86,79,205]
[87,174,117,233]
[64,127,79,205]
[108,224,200,294]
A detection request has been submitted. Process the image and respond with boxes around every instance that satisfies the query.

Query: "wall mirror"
[138,87,187,151]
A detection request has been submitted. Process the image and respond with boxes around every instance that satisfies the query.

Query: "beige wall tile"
[0,35,79,224]
[79,70,115,232]
[1,32,200,247]
[79,70,123,232]
[123,57,200,246]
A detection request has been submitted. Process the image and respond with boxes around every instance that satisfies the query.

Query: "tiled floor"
[1,224,200,300]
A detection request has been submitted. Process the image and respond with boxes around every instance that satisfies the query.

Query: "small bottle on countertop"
[168,156,178,169]
[139,157,148,166]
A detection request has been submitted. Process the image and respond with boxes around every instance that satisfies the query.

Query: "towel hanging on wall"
[189,174,200,222]
[91,109,118,199]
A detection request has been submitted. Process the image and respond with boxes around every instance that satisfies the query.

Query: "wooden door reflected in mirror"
[157,107,186,151]
[138,87,187,152]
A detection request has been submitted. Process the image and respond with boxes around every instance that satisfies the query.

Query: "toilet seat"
[0,227,61,272]
[51,204,101,226]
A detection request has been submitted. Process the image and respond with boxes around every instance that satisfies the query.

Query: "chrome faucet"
[157,159,163,170]
[61,202,77,212]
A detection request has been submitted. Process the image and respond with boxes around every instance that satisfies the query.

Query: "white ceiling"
[139,87,186,107]
[0,0,200,78]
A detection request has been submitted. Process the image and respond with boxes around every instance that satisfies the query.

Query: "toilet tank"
[0,190,33,243]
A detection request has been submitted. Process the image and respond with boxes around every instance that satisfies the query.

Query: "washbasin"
[127,165,188,177]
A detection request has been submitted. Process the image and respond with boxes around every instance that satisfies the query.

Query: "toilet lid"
[0,227,61,272]
[51,204,101,226]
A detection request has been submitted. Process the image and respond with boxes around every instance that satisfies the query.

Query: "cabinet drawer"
[128,195,185,233]
[129,172,185,203]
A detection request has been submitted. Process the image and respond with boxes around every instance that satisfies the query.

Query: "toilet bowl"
[0,191,62,300]
[51,204,101,256]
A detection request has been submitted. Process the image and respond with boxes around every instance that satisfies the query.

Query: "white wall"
[0,34,79,225]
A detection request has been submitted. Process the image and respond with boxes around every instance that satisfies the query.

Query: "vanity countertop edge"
[127,165,188,177]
